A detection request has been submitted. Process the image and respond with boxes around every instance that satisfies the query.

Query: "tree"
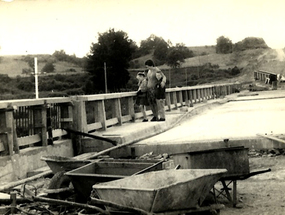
[166,44,194,68]
[52,50,67,61]
[41,62,55,73]
[166,48,185,68]
[216,36,233,54]
[85,29,136,91]
[233,37,268,52]
[137,35,170,65]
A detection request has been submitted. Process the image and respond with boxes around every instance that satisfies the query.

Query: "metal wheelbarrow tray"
[92,169,227,213]
[65,159,164,201]
[40,155,92,174]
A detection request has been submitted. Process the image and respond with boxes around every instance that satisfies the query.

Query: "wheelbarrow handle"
[63,128,117,145]
[239,168,271,180]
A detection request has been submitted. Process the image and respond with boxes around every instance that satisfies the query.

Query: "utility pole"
[34,57,39,99]
[168,68,171,88]
[185,67,188,86]
[104,62,107,93]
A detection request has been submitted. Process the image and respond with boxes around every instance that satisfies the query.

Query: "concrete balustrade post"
[166,93,171,111]
[172,92,178,109]
[188,90,194,107]
[203,88,208,100]
[208,88,212,99]
[193,89,197,103]
[197,89,201,103]
[178,91,183,107]
[183,90,189,107]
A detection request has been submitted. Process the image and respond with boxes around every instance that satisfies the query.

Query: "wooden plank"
[106,118,119,127]
[17,134,41,147]
[0,99,45,108]
[121,115,132,123]
[60,118,73,122]
[87,122,103,131]
[0,170,52,192]
[0,128,11,134]
[52,129,68,138]
[257,133,285,144]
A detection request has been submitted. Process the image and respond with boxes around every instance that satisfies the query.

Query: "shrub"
[17,80,34,92]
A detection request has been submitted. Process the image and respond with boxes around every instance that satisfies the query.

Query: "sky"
[1,0,285,57]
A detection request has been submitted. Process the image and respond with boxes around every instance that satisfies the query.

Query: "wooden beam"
[257,133,285,144]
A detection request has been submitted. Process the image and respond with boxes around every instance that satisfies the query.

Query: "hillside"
[130,47,285,85]
[1,47,285,100]
[0,55,84,77]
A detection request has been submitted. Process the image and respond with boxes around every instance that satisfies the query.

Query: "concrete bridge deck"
[93,90,285,157]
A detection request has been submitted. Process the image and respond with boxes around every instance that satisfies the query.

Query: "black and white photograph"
[0,0,285,214]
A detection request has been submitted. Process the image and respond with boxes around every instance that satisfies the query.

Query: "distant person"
[135,72,148,122]
[155,71,166,121]
[144,59,166,121]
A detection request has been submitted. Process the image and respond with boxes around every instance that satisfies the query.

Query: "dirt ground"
[219,153,285,215]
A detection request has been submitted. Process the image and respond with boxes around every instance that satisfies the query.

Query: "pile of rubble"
[248,148,285,157]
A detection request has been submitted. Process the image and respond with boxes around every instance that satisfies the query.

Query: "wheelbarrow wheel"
[46,171,72,199]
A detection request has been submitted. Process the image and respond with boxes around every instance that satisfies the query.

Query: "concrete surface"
[136,90,285,145]
[0,140,73,185]
[86,90,285,157]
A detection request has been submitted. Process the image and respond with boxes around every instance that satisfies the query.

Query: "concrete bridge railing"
[0,83,240,157]
[254,70,277,82]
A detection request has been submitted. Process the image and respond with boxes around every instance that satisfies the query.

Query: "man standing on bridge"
[145,59,166,122]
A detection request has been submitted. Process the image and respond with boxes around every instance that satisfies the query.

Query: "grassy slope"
[0,55,83,77]
[1,47,284,94]
[132,47,285,84]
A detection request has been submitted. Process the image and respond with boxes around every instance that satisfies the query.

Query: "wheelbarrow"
[214,168,271,207]
[171,146,271,207]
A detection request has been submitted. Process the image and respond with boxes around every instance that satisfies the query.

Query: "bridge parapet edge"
[0,83,240,157]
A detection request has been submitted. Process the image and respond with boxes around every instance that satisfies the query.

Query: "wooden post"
[33,105,46,146]
[233,180,237,207]
[127,97,135,121]
[5,110,14,155]
[95,100,107,131]
[60,103,73,129]
[112,98,122,126]
[10,191,17,214]
[41,104,47,146]
[34,57,39,99]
